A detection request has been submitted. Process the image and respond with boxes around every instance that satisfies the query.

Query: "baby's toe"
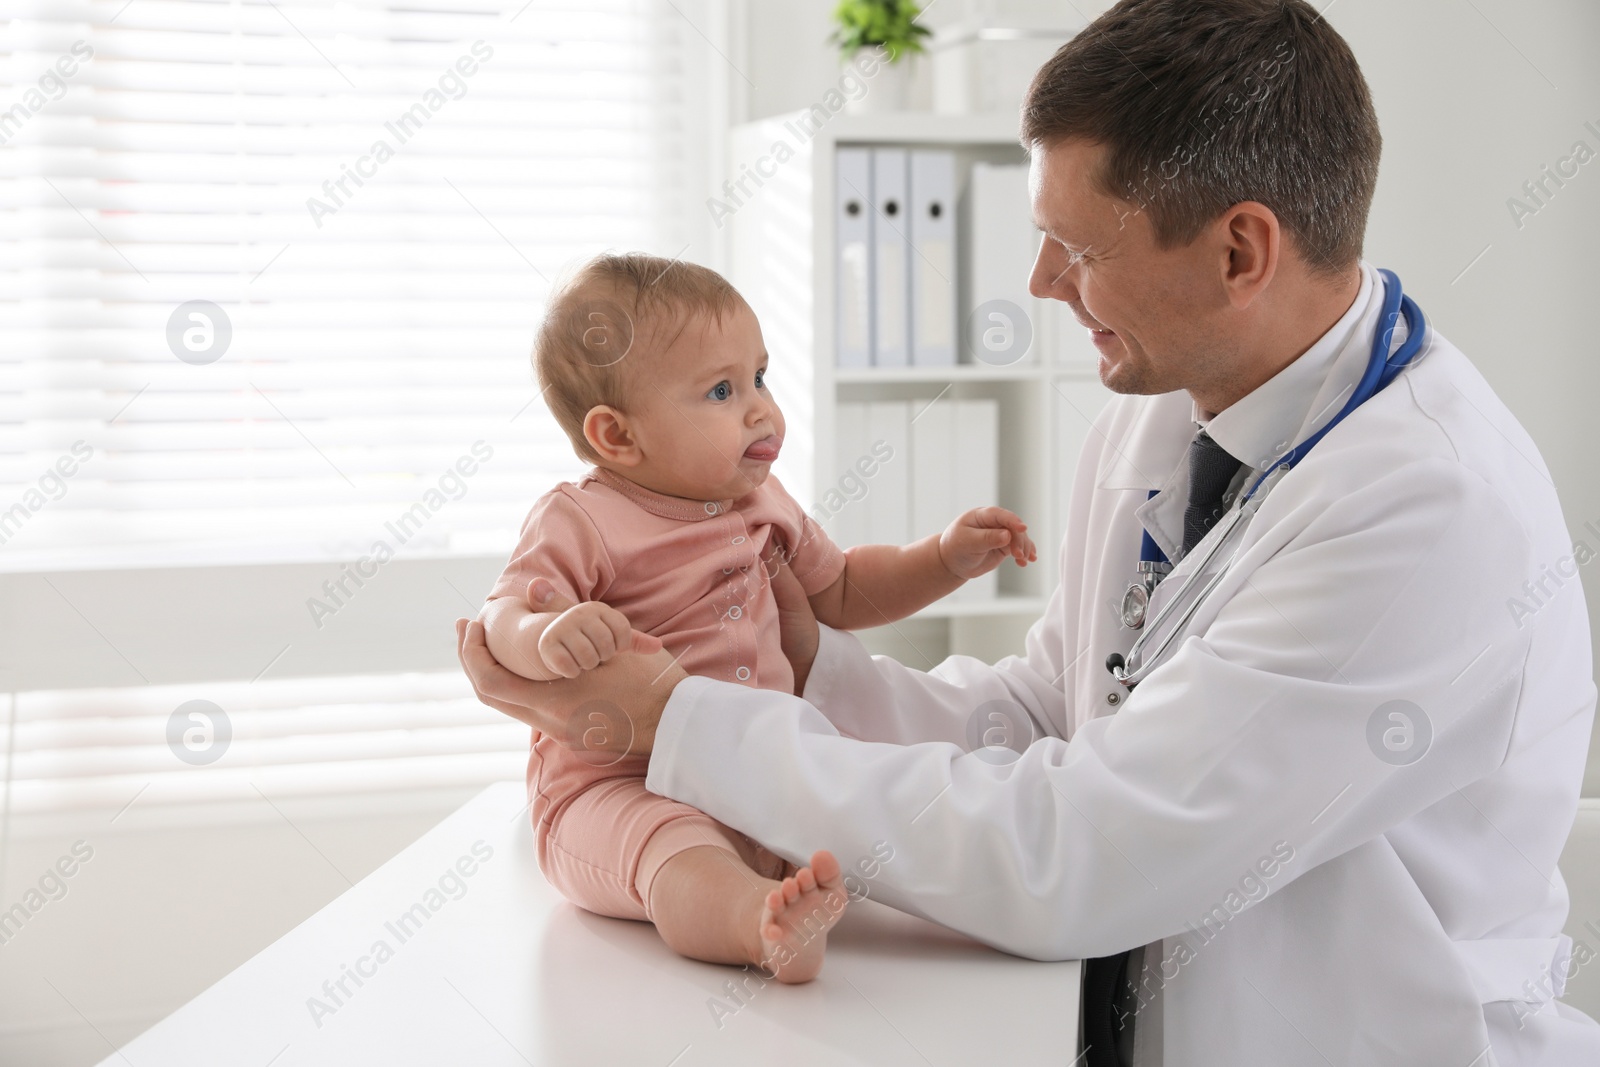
[810,850,842,885]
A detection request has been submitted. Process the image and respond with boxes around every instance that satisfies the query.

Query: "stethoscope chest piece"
[1120,560,1171,629]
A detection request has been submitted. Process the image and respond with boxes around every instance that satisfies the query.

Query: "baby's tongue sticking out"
[743,435,782,462]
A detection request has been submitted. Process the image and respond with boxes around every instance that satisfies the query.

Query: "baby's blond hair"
[536,252,745,463]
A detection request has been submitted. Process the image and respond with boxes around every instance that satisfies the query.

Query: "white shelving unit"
[721,110,1113,666]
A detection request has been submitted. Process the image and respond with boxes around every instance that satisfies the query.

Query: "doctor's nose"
[1029,236,1077,303]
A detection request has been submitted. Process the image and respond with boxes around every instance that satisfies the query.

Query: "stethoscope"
[1106,269,1429,689]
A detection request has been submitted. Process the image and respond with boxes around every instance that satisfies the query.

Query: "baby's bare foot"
[757,850,848,983]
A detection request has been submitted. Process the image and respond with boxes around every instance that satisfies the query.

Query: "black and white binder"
[909,150,957,366]
[834,147,873,369]
[870,147,910,367]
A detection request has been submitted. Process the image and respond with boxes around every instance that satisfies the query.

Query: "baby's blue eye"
[706,381,731,401]
[755,368,766,389]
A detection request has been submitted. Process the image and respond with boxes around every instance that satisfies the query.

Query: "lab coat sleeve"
[646,456,1535,961]
[798,561,1074,748]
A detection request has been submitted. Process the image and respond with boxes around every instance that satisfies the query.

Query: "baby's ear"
[582,405,640,466]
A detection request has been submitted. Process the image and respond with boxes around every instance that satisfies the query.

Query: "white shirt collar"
[1197,260,1380,472]
[1129,260,1409,562]
[1095,259,1410,499]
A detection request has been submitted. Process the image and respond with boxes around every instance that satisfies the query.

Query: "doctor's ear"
[582,405,642,467]
[1218,200,1279,309]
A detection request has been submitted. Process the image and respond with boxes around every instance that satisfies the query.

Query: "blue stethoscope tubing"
[1241,268,1428,503]
[1110,269,1429,685]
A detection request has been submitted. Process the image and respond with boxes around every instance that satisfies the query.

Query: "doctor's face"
[1028,138,1235,402]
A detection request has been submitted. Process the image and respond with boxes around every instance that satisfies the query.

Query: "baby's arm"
[482,584,661,681]
[807,506,1037,631]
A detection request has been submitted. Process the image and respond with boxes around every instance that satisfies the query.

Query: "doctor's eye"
[1055,238,1094,267]
[706,380,731,402]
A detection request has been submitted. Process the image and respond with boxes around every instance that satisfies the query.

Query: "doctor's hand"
[455,582,685,758]
[939,506,1038,580]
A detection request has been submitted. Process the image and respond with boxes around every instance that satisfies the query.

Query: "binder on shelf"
[951,398,1000,601]
[963,162,1039,366]
[834,148,873,370]
[864,400,911,544]
[908,150,957,366]
[910,393,957,541]
[870,148,910,367]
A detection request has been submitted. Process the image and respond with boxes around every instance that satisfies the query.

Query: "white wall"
[741,1,849,124]
[742,0,1600,790]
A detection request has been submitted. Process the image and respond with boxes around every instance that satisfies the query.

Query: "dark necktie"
[1181,428,1243,556]
[1081,950,1132,1066]
[1081,431,1244,1065]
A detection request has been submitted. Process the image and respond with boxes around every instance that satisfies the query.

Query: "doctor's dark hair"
[1020,0,1380,280]
[535,252,744,463]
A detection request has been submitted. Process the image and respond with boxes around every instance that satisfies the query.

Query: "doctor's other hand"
[939,506,1038,579]
[455,606,682,759]
[763,545,819,695]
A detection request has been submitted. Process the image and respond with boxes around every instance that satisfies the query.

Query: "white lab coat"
[646,269,1600,1065]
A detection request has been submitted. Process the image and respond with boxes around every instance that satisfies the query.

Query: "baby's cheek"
[719,420,754,459]
[677,422,730,464]
[708,427,746,465]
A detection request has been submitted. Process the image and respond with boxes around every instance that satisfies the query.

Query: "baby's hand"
[938,506,1038,580]
[534,591,663,679]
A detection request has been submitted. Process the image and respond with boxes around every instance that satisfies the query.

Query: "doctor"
[459,0,1599,1063]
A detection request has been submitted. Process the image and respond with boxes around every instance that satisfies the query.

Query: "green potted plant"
[830,0,933,113]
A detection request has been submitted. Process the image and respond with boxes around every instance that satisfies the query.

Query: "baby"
[481,251,1036,983]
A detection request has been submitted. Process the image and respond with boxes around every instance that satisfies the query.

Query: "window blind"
[1,671,526,821]
[0,0,711,568]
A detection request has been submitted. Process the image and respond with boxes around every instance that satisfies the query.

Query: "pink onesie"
[489,465,846,921]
